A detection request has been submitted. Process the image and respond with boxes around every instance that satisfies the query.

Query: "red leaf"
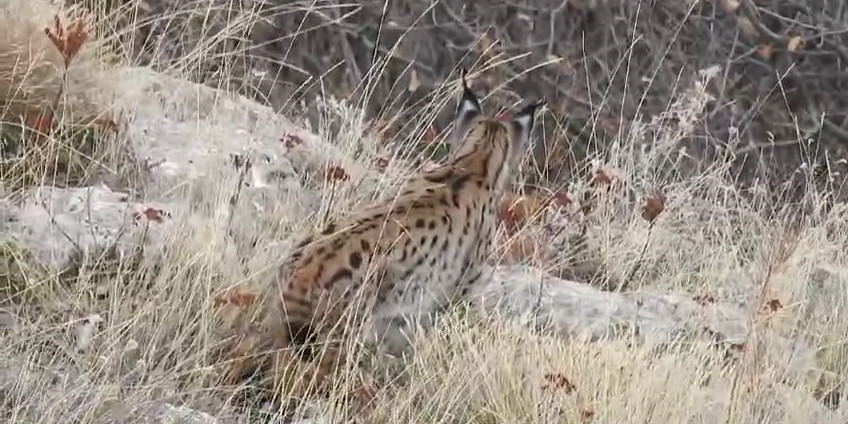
[542,372,576,394]
[213,289,258,308]
[26,114,53,133]
[373,157,390,172]
[496,111,512,121]
[693,294,717,306]
[324,164,350,182]
[281,133,304,149]
[133,207,169,223]
[763,298,783,313]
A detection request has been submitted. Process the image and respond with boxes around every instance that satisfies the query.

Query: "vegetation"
[1,0,848,423]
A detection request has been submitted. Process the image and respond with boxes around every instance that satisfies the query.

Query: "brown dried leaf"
[93,117,118,133]
[737,17,758,39]
[719,0,740,13]
[542,373,576,394]
[640,191,667,223]
[787,36,804,53]
[213,289,258,308]
[550,191,573,208]
[26,114,53,133]
[281,133,304,149]
[693,294,717,306]
[589,165,622,188]
[756,43,774,60]
[373,157,390,172]
[498,194,545,231]
[133,207,169,223]
[324,164,350,182]
[502,233,537,263]
[44,15,88,68]
[763,298,783,313]
[496,111,512,121]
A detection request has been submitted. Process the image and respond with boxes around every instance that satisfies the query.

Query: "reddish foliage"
[423,125,438,141]
[502,233,538,263]
[542,373,576,394]
[589,167,615,187]
[496,110,512,121]
[693,293,717,306]
[580,408,596,421]
[728,342,747,353]
[498,193,547,231]
[44,15,88,68]
[549,191,573,208]
[641,191,667,223]
[373,157,390,172]
[281,133,303,149]
[324,164,350,182]
[133,207,169,223]
[763,298,783,313]
[93,117,118,133]
[213,289,258,308]
[26,114,53,133]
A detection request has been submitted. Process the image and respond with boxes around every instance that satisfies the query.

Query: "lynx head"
[448,69,544,188]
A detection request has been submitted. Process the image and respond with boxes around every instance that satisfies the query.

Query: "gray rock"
[472,265,749,343]
[155,403,218,424]
[1,184,173,272]
[108,67,372,203]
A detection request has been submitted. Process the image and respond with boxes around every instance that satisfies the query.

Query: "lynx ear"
[509,99,544,163]
[450,68,483,150]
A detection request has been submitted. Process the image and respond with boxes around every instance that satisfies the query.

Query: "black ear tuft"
[457,68,482,117]
[450,68,483,150]
[509,99,545,165]
[511,99,544,139]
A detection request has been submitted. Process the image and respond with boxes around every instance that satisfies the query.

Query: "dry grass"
[2,1,848,423]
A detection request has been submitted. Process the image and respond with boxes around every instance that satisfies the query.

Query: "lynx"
[230,70,544,401]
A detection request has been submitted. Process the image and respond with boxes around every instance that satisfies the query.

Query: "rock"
[0,309,18,330]
[472,265,750,343]
[1,184,173,272]
[470,265,819,385]
[107,67,374,203]
[155,403,218,424]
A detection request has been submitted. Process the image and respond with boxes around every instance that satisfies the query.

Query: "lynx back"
[235,70,544,400]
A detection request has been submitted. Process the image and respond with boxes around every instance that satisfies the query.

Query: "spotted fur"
[231,70,544,399]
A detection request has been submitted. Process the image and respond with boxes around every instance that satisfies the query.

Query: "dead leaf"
[75,314,103,351]
[213,289,258,308]
[756,43,774,60]
[763,298,783,313]
[133,207,170,224]
[498,194,545,231]
[408,69,421,92]
[496,111,512,121]
[640,191,667,223]
[719,0,740,13]
[373,157,390,172]
[25,114,53,133]
[93,117,118,133]
[281,133,304,149]
[44,15,89,68]
[324,164,350,182]
[502,233,537,263]
[693,294,717,306]
[787,36,804,53]
[542,373,576,394]
[737,16,758,39]
[550,191,573,208]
